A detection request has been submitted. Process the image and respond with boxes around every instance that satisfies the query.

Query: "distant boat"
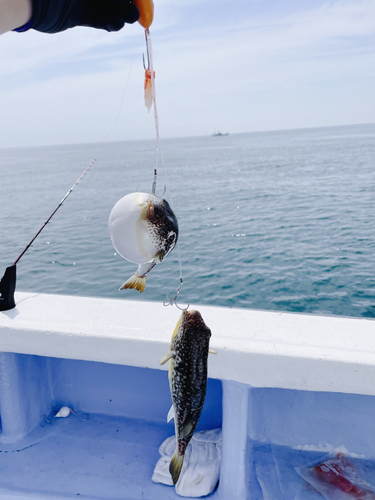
[212,131,229,137]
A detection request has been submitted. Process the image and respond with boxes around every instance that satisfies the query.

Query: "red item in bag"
[296,448,375,500]
[314,462,360,495]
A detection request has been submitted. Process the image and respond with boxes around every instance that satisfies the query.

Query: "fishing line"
[13,59,133,265]
[1,56,134,311]
[100,60,134,143]
[13,58,133,265]
[0,159,95,310]
[13,160,95,266]
[144,29,186,308]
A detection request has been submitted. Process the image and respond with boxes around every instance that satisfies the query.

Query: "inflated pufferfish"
[108,192,178,292]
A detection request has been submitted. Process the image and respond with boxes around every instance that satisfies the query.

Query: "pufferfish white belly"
[108,192,178,292]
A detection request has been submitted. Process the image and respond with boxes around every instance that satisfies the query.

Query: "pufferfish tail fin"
[120,275,147,293]
[119,261,157,293]
[169,449,184,485]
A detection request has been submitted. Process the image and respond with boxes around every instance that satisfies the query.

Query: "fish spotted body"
[108,192,178,292]
[160,310,212,484]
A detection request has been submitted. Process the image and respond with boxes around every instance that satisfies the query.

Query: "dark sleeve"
[29,0,139,33]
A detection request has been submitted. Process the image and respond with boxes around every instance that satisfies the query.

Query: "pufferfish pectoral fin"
[119,260,157,293]
[153,249,165,263]
[160,350,175,365]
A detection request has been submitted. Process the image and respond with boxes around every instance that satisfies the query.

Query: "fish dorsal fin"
[167,405,174,423]
[209,348,218,355]
[160,350,175,365]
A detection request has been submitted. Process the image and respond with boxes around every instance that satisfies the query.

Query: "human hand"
[29,0,139,33]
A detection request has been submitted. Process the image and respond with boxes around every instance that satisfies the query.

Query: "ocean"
[0,123,374,318]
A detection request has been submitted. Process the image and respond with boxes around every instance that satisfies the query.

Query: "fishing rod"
[0,160,95,311]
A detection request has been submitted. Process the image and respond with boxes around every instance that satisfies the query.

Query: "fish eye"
[167,232,176,246]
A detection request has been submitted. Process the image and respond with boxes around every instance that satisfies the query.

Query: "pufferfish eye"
[167,231,176,247]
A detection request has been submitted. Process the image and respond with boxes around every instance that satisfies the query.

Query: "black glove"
[29,0,139,33]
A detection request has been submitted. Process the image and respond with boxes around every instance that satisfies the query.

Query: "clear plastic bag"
[296,447,375,500]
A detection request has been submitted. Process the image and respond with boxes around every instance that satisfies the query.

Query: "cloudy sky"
[0,0,374,148]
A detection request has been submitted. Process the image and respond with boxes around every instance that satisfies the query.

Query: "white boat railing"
[1,292,374,395]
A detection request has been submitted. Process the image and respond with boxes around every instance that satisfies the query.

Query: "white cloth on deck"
[152,428,222,498]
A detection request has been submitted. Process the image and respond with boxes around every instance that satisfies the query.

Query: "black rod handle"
[0,265,16,311]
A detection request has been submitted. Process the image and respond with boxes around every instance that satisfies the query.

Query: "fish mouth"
[182,310,212,339]
[183,309,200,321]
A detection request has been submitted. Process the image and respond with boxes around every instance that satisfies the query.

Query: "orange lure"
[144,68,155,112]
[134,0,155,111]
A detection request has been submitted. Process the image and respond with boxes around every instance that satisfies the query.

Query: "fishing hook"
[163,278,189,311]
[157,184,167,198]
[151,168,166,198]
[175,299,189,312]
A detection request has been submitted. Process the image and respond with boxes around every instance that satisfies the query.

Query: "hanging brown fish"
[160,310,216,484]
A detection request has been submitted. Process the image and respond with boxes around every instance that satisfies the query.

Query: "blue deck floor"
[3,414,375,500]
[0,412,217,500]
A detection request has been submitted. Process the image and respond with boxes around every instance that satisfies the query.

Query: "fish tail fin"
[120,275,147,293]
[169,449,184,485]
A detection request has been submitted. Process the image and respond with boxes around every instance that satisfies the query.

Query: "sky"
[0,0,375,148]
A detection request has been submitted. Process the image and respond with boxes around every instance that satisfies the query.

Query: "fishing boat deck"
[0,292,375,499]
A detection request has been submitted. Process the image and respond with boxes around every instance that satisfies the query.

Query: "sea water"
[0,123,374,318]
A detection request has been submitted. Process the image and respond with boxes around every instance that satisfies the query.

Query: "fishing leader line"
[95,40,185,306]
[144,28,186,310]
